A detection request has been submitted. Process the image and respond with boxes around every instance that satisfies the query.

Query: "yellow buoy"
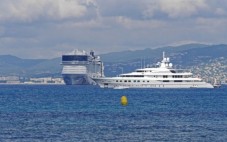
[121,96,128,106]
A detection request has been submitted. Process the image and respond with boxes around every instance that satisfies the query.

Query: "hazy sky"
[0,0,227,58]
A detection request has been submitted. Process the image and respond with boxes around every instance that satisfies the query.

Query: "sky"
[0,0,227,59]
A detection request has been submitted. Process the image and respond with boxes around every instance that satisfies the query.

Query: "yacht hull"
[93,78,214,89]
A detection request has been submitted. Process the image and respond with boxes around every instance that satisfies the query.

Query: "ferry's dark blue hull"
[62,74,96,85]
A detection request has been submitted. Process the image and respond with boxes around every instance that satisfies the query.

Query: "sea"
[0,85,226,142]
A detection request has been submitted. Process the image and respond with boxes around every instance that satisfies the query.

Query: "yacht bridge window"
[136,70,145,72]
[170,70,176,73]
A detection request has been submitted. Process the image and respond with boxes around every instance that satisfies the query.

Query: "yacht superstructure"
[93,52,214,89]
[61,49,104,85]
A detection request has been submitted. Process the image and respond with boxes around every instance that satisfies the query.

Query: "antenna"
[141,58,142,69]
[163,51,165,59]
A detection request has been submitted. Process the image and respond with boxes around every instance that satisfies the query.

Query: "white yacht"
[61,49,104,85]
[93,52,214,89]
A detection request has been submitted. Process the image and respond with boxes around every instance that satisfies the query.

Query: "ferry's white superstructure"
[93,52,214,89]
[61,50,104,85]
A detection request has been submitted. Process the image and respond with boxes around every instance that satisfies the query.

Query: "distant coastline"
[0,44,227,84]
[0,76,64,85]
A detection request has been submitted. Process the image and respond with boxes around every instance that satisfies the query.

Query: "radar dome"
[169,63,173,67]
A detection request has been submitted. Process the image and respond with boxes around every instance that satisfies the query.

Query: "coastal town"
[0,76,64,84]
[191,57,227,84]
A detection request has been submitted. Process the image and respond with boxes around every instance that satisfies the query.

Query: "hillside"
[0,55,61,77]
[100,43,209,62]
[0,44,226,80]
[101,44,227,76]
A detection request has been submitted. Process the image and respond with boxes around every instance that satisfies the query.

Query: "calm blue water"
[0,85,226,142]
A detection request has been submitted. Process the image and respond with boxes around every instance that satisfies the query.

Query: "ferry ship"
[93,52,214,89]
[61,49,104,85]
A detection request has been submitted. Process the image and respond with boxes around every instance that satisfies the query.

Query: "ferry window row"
[172,75,183,78]
[162,80,183,82]
[136,70,153,72]
[120,75,144,77]
[116,80,150,83]
[121,74,190,79]
[115,80,199,83]
[120,75,190,78]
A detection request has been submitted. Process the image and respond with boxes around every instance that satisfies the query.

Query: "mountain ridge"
[0,43,226,77]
